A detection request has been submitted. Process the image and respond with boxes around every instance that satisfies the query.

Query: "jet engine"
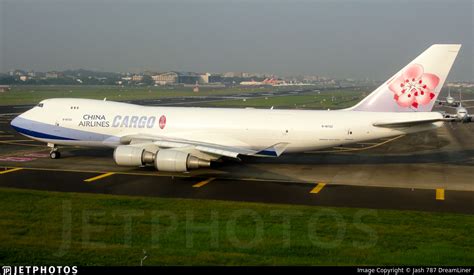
[154,149,210,172]
[113,145,210,172]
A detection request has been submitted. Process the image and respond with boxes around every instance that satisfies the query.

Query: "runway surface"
[0,94,473,214]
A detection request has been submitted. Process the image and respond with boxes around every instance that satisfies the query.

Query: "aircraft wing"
[460,100,474,107]
[442,105,458,109]
[119,134,289,159]
[443,105,474,109]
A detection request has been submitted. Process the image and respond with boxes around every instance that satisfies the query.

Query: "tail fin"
[350,44,461,112]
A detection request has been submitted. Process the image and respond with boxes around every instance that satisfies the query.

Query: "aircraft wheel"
[50,151,61,159]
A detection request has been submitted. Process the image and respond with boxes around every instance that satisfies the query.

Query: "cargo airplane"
[437,88,474,107]
[442,91,473,123]
[11,44,461,172]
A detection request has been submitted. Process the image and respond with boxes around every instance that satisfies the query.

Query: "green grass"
[0,85,282,106]
[1,85,471,108]
[201,87,474,109]
[0,187,472,266]
[0,85,367,109]
[200,90,365,109]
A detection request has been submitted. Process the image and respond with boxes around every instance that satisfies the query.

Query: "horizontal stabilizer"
[373,118,446,128]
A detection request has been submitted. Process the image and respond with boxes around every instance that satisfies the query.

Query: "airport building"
[0,85,10,92]
[199,73,211,84]
[177,72,201,84]
[152,72,201,85]
[152,72,179,85]
[45,71,62,79]
[131,75,143,82]
[198,73,223,84]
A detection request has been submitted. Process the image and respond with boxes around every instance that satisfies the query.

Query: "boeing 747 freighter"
[11,44,462,172]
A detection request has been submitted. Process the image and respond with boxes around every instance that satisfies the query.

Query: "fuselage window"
[37,103,44,108]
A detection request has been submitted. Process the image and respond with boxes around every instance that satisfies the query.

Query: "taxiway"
[0,96,473,214]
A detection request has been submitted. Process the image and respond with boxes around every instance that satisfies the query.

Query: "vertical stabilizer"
[351,44,461,112]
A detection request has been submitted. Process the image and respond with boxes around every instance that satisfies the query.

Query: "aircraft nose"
[10,115,20,130]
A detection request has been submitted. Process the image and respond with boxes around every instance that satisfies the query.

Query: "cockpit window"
[37,103,44,108]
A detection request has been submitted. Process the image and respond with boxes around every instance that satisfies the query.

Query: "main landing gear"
[48,143,61,159]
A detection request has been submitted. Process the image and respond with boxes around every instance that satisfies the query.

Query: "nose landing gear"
[48,143,61,159]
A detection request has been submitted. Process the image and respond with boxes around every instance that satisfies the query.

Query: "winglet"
[255,143,289,157]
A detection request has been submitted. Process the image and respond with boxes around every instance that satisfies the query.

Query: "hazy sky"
[1,0,473,80]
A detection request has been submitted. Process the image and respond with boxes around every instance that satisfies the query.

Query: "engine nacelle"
[154,149,210,172]
[114,146,210,172]
[113,145,148,166]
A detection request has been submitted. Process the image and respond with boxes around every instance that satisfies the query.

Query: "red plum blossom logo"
[388,64,440,108]
[159,115,166,129]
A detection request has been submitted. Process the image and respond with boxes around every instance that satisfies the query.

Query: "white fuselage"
[11,98,444,153]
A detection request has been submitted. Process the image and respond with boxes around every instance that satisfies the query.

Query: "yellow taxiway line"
[84,172,115,182]
[436,188,445,201]
[0,166,316,185]
[306,135,405,154]
[357,142,379,145]
[193,177,216,188]
[0,167,24,175]
[310,182,326,194]
[0,166,193,179]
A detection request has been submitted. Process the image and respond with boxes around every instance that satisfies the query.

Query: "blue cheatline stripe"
[256,150,277,157]
[11,125,77,141]
[11,116,115,142]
